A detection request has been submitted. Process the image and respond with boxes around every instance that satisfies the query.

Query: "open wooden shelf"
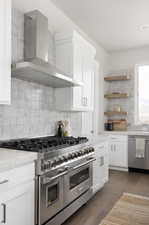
[104,93,129,99]
[104,111,128,116]
[104,75,130,81]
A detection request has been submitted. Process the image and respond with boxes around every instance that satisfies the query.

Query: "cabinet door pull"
[86,97,88,106]
[100,156,104,166]
[1,203,6,223]
[0,180,8,185]
[111,145,113,152]
[82,97,85,106]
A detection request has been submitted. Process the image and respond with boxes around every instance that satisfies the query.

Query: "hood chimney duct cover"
[24,10,49,63]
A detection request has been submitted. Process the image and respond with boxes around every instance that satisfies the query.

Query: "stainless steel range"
[0,136,95,225]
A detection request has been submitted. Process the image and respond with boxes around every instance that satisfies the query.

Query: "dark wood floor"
[63,170,149,225]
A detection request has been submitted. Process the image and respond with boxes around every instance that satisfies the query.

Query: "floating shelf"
[104,75,130,81]
[104,111,128,116]
[104,93,129,99]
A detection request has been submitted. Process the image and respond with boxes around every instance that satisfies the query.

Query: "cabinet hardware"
[73,158,96,170]
[82,97,86,106]
[114,145,116,152]
[86,97,88,106]
[0,180,8,185]
[99,156,104,166]
[1,203,6,223]
[111,145,113,152]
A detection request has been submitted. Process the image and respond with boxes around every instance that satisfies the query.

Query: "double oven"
[38,157,94,225]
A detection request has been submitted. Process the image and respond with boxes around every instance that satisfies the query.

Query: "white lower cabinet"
[109,135,128,169]
[93,142,109,194]
[0,181,34,225]
[0,163,35,225]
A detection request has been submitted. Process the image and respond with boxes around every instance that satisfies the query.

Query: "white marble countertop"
[0,148,37,173]
[88,135,109,145]
[100,131,149,136]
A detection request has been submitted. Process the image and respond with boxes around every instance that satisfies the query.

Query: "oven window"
[47,184,59,206]
[70,167,89,190]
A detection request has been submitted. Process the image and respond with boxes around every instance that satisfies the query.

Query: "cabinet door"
[73,42,84,109]
[73,42,83,82]
[0,181,34,225]
[82,50,94,110]
[0,0,11,104]
[109,141,128,167]
[109,143,115,166]
[114,141,128,167]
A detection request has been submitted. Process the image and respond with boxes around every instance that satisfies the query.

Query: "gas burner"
[0,136,88,153]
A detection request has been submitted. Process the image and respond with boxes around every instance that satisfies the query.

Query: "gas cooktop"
[0,136,88,153]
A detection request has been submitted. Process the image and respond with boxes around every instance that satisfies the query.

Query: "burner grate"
[0,136,88,153]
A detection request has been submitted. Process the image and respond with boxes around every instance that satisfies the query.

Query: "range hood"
[12,10,82,88]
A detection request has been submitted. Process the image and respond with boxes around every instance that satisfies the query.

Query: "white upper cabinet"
[54,30,96,111]
[0,0,11,104]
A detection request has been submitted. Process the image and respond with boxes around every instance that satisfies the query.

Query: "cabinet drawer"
[0,163,35,193]
[110,135,128,142]
[94,142,108,156]
[94,142,108,150]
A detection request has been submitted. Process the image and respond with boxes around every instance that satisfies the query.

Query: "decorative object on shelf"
[108,119,127,131]
[104,122,113,131]
[113,104,121,112]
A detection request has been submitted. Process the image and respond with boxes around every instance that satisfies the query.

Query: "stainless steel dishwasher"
[128,135,149,172]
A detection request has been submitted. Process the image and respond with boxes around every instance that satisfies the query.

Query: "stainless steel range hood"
[12,10,82,88]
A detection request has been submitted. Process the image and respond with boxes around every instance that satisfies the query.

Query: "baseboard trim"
[109,166,128,172]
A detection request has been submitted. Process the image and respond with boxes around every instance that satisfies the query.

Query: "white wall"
[109,46,149,71]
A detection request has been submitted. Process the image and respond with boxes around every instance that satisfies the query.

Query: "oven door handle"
[42,169,68,184]
[72,157,96,171]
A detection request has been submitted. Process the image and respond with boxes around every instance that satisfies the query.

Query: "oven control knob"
[73,152,77,158]
[78,151,81,156]
[56,158,62,165]
[67,153,72,160]
[82,150,86,155]
[55,158,62,166]
[44,162,49,170]
[79,150,83,156]
[57,157,62,163]
[62,156,68,162]
[88,148,92,153]
[51,159,57,167]
[89,147,94,152]
[75,152,79,157]
[71,153,76,159]
[84,148,89,154]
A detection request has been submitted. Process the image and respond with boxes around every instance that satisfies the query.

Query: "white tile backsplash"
[0,8,82,140]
